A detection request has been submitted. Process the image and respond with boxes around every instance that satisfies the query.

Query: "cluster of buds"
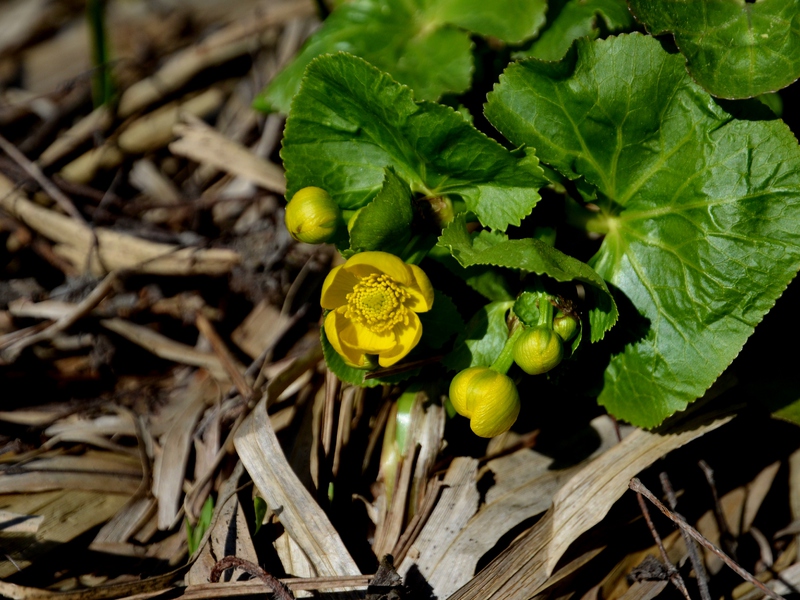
[450,297,579,438]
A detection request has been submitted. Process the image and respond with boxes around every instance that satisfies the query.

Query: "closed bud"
[285,187,341,244]
[553,312,579,341]
[513,326,563,375]
[449,366,520,438]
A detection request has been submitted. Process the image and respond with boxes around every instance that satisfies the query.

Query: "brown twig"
[699,459,738,558]
[195,311,252,401]
[630,477,786,600]
[660,472,711,600]
[0,132,87,226]
[0,271,118,361]
[210,556,294,600]
[634,487,692,600]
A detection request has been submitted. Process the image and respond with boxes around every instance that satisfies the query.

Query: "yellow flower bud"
[449,366,520,438]
[285,186,341,244]
[513,327,563,375]
[553,312,579,341]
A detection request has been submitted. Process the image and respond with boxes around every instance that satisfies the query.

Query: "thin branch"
[0,272,118,361]
[630,477,786,600]
[210,556,294,600]
[195,311,252,401]
[0,133,87,225]
[634,489,692,600]
[660,472,711,600]
[699,459,738,558]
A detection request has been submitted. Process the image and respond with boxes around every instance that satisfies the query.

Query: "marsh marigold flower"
[321,251,434,368]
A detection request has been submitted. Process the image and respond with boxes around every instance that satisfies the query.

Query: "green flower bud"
[513,326,563,375]
[553,312,579,342]
[449,366,520,438]
[285,187,341,244]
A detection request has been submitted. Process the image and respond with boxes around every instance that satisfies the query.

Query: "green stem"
[86,0,114,107]
[564,196,610,235]
[490,325,524,375]
[537,296,554,329]
[401,234,437,265]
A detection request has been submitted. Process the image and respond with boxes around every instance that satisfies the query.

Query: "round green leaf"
[486,34,800,427]
[628,0,800,98]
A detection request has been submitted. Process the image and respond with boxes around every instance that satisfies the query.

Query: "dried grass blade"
[447,411,734,600]
[117,0,314,117]
[100,318,229,381]
[171,116,286,193]
[0,175,240,276]
[152,374,216,530]
[234,357,361,579]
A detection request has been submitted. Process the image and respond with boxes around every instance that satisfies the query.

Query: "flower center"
[345,273,410,332]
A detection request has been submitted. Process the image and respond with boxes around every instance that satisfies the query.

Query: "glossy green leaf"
[439,215,618,342]
[347,167,413,255]
[256,0,546,114]
[519,0,632,61]
[628,0,800,98]
[429,247,515,301]
[282,53,546,231]
[486,33,800,427]
[443,300,514,371]
[434,0,547,43]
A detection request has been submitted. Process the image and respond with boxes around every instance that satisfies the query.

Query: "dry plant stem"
[634,490,692,600]
[0,133,87,225]
[247,304,309,400]
[183,575,375,598]
[660,472,712,600]
[184,344,323,519]
[699,459,737,556]
[323,369,340,458]
[630,478,786,600]
[0,271,118,361]
[210,556,294,600]
[195,312,252,400]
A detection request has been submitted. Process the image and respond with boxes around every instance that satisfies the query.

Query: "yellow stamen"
[345,273,410,332]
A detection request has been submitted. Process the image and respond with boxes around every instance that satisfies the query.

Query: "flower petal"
[321,265,359,309]
[343,251,413,286]
[404,264,434,312]
[340,321,396,353]
[378,312,423,367]
[324,311,369,367]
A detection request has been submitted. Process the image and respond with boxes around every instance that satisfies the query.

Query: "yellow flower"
[321,251,434,368]
[449,367,520,438]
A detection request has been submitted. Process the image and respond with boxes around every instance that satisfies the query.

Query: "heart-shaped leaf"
[282,53,547,232]
[628,0,800,98]
[486,34,800,427]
